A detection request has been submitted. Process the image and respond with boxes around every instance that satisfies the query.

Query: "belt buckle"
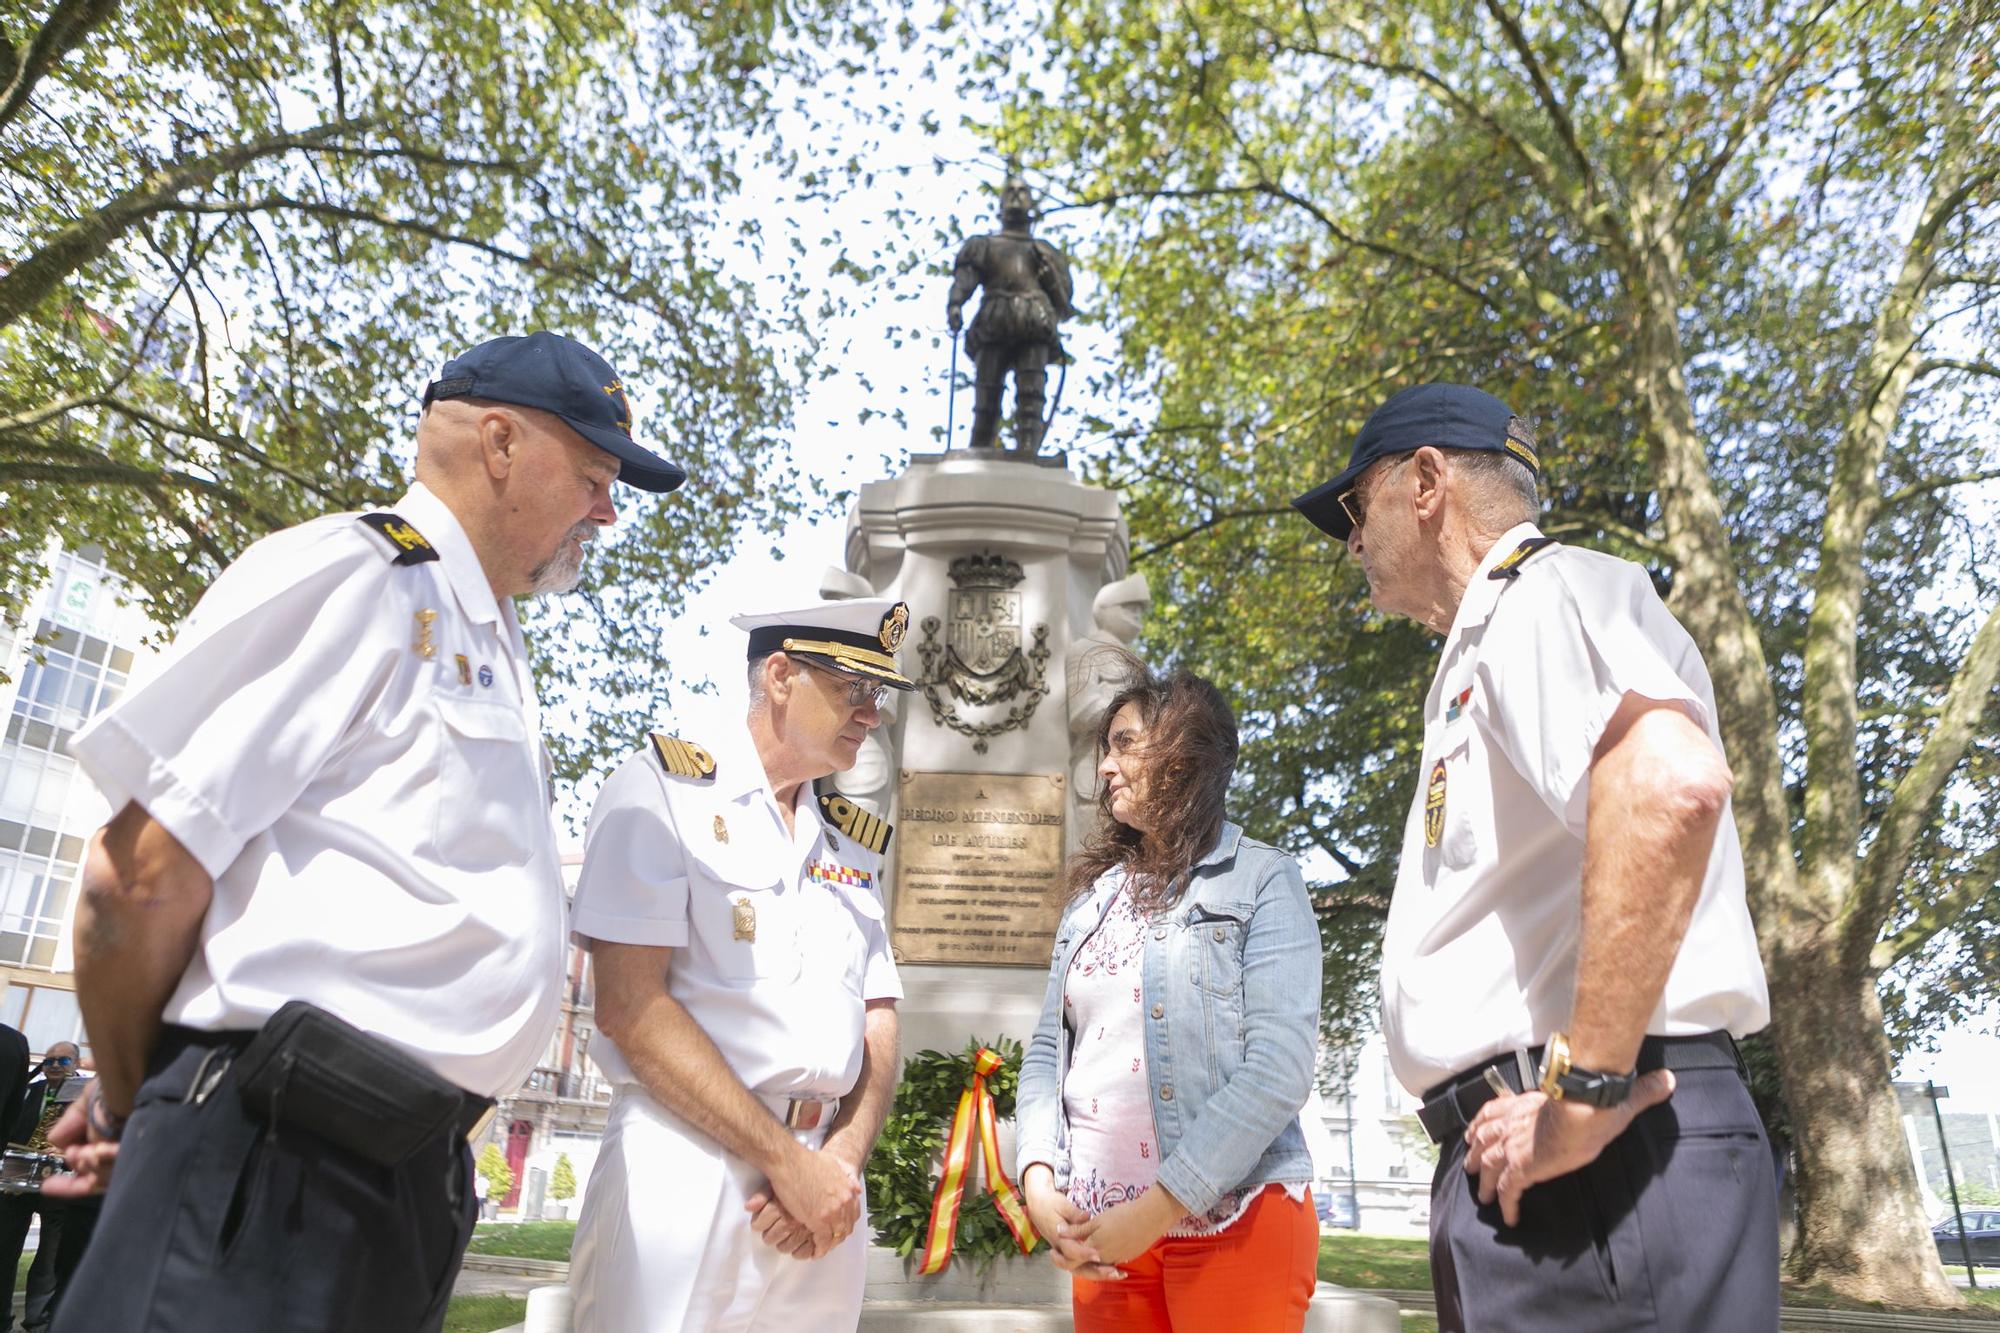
[785,1098,829,1131]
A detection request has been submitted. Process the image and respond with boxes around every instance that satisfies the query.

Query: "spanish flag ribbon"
[917,1046,1038,1274]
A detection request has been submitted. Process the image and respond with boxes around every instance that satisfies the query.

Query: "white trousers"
[570,1088,869,1333]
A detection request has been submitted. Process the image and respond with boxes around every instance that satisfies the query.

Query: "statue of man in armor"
[946,173,1075,455]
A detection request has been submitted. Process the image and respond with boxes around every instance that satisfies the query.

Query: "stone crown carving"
[948,552,1026,590]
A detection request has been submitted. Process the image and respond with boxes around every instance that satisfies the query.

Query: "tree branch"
[0,117,376,332]
[1880,466,2000,512]
[1879,867,2000,973]
[0,0,120,134]
[1674,0,1835,226]
[1130,505,1295,563]
[1847,597,2000,968]
[1914,357,2000,384]
[1478,0,1602,196]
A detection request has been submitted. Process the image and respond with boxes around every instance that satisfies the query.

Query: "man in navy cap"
[1295,385,1776,1331]
[46,333,685,1333]
[568,597,914,1332]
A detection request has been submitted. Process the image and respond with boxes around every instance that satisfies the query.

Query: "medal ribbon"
[917,1046,1037,1273]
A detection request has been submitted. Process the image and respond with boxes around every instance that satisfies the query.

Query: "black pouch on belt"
[233,1000,465,1168]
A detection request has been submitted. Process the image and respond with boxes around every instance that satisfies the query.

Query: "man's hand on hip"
[1463,1070,1675,1226]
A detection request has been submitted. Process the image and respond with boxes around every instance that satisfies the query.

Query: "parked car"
[1315,1190,1359,1229]
[1932,1208,2000,1268]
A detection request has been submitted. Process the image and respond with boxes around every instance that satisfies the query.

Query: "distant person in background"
[1016,669,1323,1333]
[0,1028,26,1140]
[1,1043,89,1332]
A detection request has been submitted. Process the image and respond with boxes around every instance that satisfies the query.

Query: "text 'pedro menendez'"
[50,331,683,1333]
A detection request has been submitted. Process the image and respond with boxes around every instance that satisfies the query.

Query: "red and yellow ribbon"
[917,1046,1038,1273]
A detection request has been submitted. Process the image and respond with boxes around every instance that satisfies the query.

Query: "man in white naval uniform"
[1294,383,1775,1332]
[569,597,915,1333]
[46,332,686,1333]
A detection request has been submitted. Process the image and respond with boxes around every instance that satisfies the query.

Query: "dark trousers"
[1430,1056,1779,1333]
[2,1191,98,1331]
[51,1028,476,1333]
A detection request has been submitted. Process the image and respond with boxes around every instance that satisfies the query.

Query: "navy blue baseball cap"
[1292,383,1540,542]
[423,332,687,493]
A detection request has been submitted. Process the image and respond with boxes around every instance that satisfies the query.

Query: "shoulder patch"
[357,513,439,565]
[649,733,717,782]
[1487,535,1560,581]
[819,793,893,856]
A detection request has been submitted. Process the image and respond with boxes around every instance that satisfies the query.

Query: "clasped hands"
[1022,1164,1186,1281]
[1460,1069,1675,1226]
[746,1141,863,1261]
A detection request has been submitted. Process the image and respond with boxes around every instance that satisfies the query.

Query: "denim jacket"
[1013,822,1321,1216]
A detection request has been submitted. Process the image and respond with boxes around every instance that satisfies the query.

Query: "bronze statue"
[946,174,1075,454]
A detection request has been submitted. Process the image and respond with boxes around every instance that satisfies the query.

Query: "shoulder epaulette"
[819,793,893,855]
[649,733,716,782]
[357,513,439,565]
[1488,535,1560,581]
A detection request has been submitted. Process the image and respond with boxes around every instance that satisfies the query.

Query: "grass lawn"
[1319,1232,2000,1319]
[442,1294,527,1332]
[466,1219,578,1262]
[1317,1232,1431,1292]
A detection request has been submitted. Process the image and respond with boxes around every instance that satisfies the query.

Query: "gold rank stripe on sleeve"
[1486,535,1559,581]
[356,512,440,565]
[649,733,717,782]
[819,793,894,855]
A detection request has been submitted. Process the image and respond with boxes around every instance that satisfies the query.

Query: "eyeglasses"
[804,665,890,711]
[1336,451,1416,533]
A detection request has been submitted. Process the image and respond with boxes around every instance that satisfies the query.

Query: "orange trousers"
[1071,1185,1319,1333]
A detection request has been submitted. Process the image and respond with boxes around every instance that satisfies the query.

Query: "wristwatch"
[1537,1031,1637,1107]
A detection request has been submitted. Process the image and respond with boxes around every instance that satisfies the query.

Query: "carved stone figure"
[1066,574,1150,838]
[946,174,1075,455]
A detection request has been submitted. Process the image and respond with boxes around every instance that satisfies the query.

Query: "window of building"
[1,982,89,1058]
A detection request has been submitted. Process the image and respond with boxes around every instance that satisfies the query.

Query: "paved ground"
[453,1268,548,1300]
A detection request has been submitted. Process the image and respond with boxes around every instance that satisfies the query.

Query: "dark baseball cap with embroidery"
[423,332,687,493]
[1292,383,1540,542]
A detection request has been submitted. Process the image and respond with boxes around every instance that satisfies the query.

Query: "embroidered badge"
[1445,686,1472,723]
[413,609,438,660]
[732,896,756,942]
[456,654,472,686]
[878,602,910,652]
[356,512,439,565]
[713,815,729,844]
[1424,758,1448,848]
[808,860,875,892]
[649,733,718,782]
[818,793,893,854]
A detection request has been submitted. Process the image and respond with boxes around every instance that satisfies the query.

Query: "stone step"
[859,1287,1400,1332]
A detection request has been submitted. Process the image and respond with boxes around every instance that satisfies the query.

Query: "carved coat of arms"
[917,552,1052,751]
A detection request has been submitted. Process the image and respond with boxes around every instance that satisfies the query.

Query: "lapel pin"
[732,896,756,943]
[413,610,438,660]
[455,654,472,686]
[713,815,729,844]
[478,664,495,688]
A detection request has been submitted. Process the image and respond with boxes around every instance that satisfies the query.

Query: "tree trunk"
[1769,950,1960,1305]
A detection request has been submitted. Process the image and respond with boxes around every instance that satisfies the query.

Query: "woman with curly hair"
[1015,666,1323,1331]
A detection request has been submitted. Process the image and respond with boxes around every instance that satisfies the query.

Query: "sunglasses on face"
[1336,451,1417,532]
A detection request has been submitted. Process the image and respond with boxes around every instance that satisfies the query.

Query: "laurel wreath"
[864,1035,1031,1267]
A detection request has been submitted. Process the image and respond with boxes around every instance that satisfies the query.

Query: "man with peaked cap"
[569,597,915,1333]
[47,331,686,1333]
[1293,383,1775,1331]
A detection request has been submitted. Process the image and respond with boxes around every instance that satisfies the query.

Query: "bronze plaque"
[891,770,1066,966]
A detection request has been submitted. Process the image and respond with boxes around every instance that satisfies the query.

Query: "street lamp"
[1925,1082,1978,1289]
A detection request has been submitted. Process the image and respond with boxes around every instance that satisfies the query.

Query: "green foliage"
[0,0,904,787]
[441,1294,529,1333]
[864,1037,1039,1268]
[474,1141,514,1203]
[1316,1232,1432,1292]
[549,1152,577,1202]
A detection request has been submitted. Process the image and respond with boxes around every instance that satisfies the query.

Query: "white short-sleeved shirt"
[69,483,566,1099]
[1381,523,1770,1096]
[571,718,901,1103]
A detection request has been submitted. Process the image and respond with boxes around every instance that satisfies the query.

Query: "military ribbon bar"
[917,1046,1037,1274]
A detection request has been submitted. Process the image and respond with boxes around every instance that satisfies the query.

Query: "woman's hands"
[1068,1184,1187,1267]
[1022,1165,1124,1282]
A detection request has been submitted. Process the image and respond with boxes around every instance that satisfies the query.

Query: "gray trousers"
[1429,1060,1779,1333]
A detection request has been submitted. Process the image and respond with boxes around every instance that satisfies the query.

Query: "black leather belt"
[1415,1030,1743,1145]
